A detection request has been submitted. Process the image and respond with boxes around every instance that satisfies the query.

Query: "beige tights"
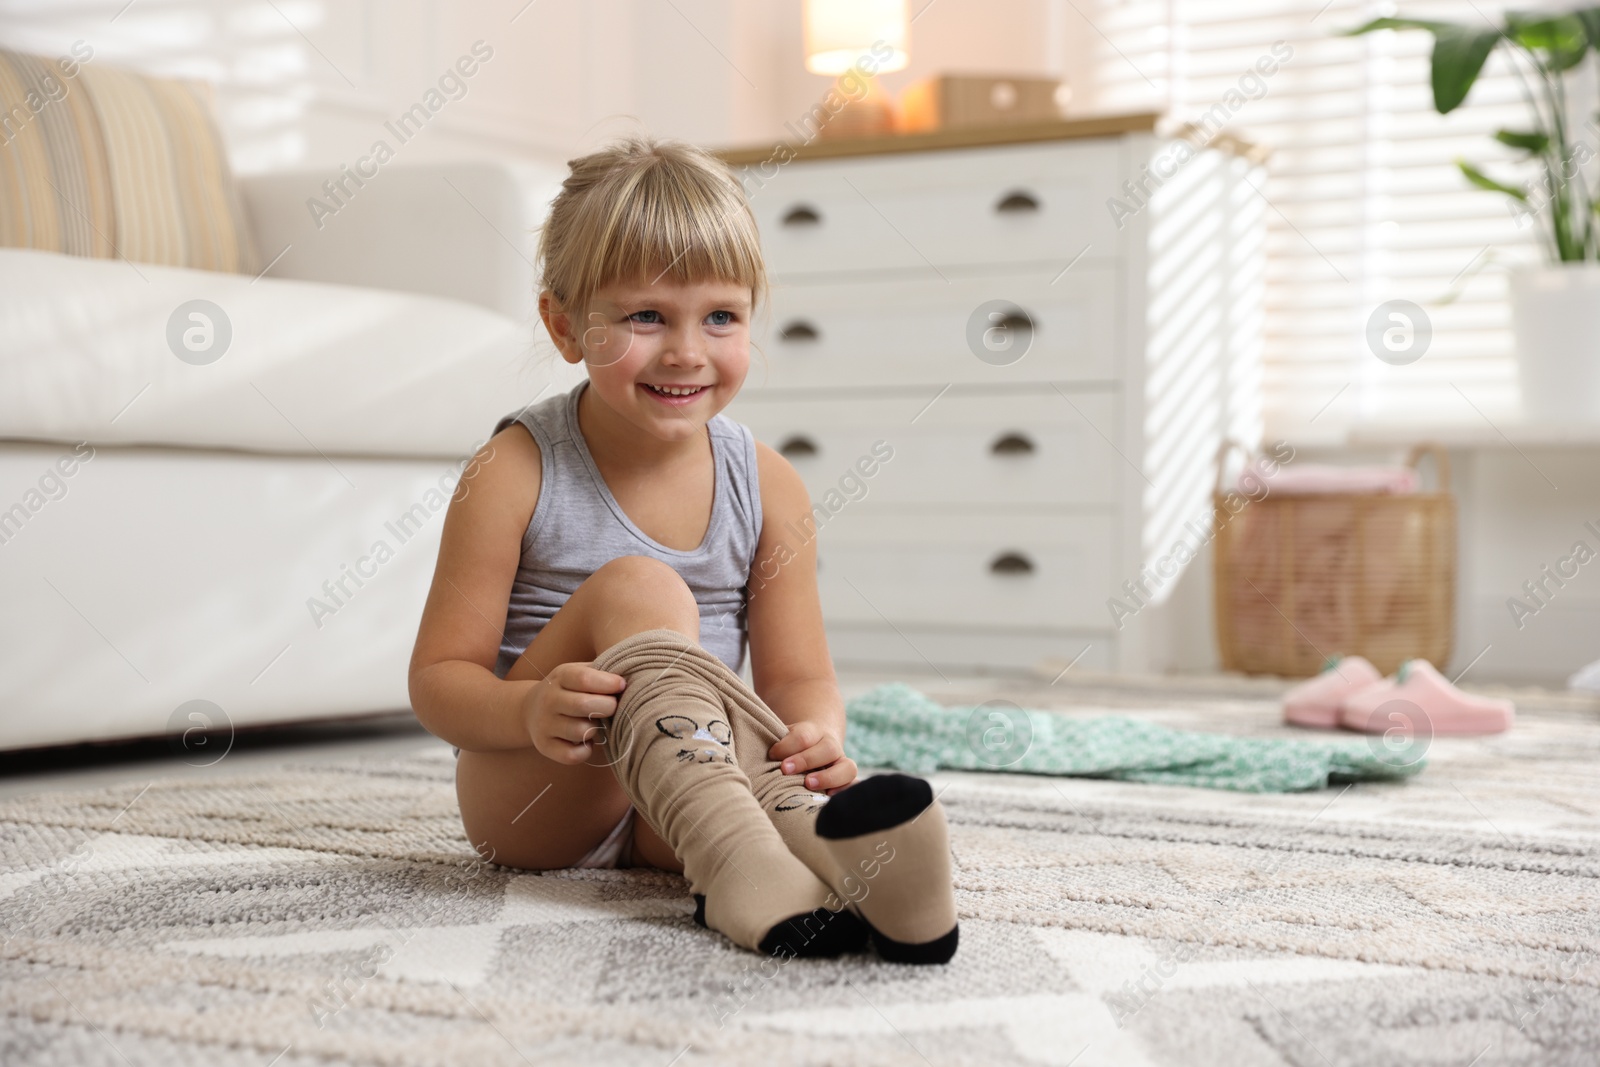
[591,627,958,964]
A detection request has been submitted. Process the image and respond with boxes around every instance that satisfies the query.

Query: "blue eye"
[707,310,734,326]
[629,309,662,324]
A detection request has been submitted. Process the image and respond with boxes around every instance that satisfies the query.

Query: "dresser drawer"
[810,513,1116,630]
[827,624,1116,674]
[748,268,1117,389]
[750,140,1126,276]
[726,390,1122,508]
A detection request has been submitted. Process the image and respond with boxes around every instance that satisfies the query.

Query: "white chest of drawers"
[717,116,1265,676]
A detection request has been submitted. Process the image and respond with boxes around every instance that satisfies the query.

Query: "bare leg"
[455,555,698,872]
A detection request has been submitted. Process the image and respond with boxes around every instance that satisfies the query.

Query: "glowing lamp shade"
[804,0,910,76]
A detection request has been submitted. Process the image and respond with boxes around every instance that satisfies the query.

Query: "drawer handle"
[782,204,822,227]
[779,434,819,458]
[992,309,1034,334]
[995,190,1040,214]
[779,320,820,342]
[990,432,1035,455]
[989,551,1035,575]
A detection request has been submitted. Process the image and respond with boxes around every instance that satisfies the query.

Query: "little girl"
[407,135,859,875]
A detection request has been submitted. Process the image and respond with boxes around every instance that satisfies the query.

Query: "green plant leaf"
[1495,129,1551,153]
[1549,44,1589,72]
[1507,12,1590,70]
[1344,17,1457,37]
[1459,160,1528,200]
[1576,8,1600,49]
[1340,18,1495,111]
[1431,26,1501,113]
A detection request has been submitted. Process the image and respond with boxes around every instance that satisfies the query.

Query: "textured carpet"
[2,679,1598,1067]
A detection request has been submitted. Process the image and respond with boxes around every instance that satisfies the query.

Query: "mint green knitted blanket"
[841,683,1427,793]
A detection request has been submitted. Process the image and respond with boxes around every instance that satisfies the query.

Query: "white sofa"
[0,162,585,751]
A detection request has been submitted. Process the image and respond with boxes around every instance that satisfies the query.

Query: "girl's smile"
[639,382,711,405]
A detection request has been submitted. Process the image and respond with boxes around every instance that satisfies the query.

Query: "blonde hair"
[536,135,768,329]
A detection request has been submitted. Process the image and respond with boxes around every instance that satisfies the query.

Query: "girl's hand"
[770,721,857,796]
[522,663,627,764]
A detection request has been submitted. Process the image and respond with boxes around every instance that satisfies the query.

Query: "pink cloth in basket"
[1240,465,1418,495]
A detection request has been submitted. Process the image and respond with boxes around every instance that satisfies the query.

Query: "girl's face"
[546,273,753,444]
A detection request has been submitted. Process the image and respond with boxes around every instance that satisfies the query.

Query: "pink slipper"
[1282,655,1384,728]
[1338,658,1514,736]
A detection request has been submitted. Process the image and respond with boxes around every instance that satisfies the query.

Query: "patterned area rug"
[2,681,1598,1066]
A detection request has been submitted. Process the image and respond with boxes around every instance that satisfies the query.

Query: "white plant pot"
[1510,263,1600,424]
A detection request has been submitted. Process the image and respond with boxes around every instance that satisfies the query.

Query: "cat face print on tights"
[775,790,828,815]
[656,715,733,765]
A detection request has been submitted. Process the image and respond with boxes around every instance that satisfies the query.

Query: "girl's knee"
[585,556,698,620]
[591,554,687,587]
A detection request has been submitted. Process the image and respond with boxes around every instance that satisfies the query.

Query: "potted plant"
[1350,9,1600,424]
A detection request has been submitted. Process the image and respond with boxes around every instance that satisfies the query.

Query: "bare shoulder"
[447,420,542,538]
[751,437,810,529]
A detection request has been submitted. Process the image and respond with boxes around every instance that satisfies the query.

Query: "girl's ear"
[538,290,583,364]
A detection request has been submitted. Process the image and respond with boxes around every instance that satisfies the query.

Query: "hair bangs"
[539,136,768,318]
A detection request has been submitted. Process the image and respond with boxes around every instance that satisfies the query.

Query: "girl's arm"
[745,440,858,794]
[407,426,544,752]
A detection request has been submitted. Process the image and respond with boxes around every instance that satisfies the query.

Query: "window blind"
[1077,0,1546,440]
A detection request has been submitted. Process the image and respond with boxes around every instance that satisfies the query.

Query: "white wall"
[0,0,1092,173]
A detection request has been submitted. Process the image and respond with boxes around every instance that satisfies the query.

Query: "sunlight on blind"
[1080,0,1543,442]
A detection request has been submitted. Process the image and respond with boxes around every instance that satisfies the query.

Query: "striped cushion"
[0,49,258,274]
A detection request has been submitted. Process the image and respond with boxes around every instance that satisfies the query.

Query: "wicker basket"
[1212,442,1456,678]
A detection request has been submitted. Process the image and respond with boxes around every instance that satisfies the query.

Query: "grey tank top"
[490,378,762,679]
